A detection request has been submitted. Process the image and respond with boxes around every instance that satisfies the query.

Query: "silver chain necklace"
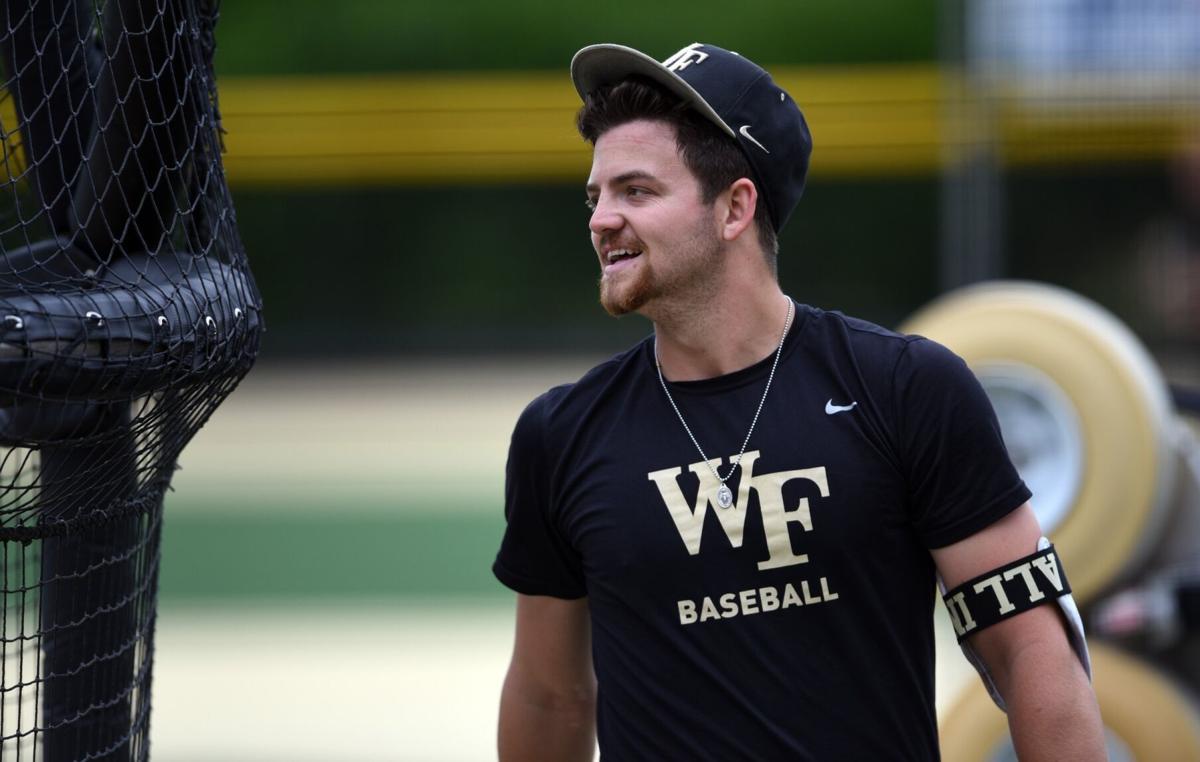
[655,298,795,509]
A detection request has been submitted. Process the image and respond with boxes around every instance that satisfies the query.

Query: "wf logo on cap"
[663,43,709,72]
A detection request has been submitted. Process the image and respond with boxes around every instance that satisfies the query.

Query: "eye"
[584,197,597,211]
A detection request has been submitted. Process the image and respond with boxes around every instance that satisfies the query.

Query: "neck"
[652,281,792,381]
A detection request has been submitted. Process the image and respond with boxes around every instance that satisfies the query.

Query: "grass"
[158,498,508,602]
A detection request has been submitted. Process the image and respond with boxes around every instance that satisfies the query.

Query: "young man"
[494,43,1105,760]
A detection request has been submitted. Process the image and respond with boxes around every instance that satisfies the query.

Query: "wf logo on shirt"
[647,451,829,571]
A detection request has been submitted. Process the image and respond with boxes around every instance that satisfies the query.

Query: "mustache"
[598,235,646,252]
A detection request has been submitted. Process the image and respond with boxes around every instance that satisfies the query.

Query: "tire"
[902,281,1176,603]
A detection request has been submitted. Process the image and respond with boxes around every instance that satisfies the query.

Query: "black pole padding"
[0,252,262,404]
[0,400,111,445]
[38,403,141,762]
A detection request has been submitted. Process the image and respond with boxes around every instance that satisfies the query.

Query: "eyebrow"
[585,170,659,195]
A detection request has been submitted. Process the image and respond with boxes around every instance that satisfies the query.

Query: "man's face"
[585,119,723,316]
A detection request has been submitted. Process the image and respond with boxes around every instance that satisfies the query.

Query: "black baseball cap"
[570,42,813,233]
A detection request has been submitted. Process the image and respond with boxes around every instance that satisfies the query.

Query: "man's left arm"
[931,502,1106,761]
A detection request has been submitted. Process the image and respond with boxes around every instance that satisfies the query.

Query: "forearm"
[498,669,596,762]
[1000,639,1105,761]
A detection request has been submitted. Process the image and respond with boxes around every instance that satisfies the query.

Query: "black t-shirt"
[494,302,1030,761]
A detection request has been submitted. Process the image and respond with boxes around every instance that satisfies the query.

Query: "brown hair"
[576,76,779,267]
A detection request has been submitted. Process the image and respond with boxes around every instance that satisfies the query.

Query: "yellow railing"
[216,66,947,185]
[216,65,1200,185]
[1,65,1196,187]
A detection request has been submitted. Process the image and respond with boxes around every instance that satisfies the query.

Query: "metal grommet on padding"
[939,640,1200,761]
[902,281,1176,604]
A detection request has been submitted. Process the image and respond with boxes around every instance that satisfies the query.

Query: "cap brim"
[570,43,736,139]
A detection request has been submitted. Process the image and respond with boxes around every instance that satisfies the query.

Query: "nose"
[588,196,623,237]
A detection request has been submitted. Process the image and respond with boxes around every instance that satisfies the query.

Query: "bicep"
[500,595,595,761]
[931,501,1044,589]
[931,502,1079,694]
[506,594,593,698]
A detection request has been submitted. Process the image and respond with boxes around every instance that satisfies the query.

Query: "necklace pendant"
[716,484,734,508]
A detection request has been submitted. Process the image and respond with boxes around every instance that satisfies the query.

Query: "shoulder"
[893,333,978,390]
[801,304,909,349]
[802,304,969,376]
[797,304,922,376]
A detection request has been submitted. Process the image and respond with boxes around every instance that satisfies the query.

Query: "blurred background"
[150,1,1200,759]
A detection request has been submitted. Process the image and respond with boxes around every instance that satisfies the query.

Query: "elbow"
[502,667,596,719]
[527,677,597,719]
[499,672,597,762]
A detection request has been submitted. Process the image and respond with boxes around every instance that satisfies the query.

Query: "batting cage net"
[0,1,261,760]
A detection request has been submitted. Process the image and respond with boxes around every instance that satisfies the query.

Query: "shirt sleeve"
[492,391,587,599]
[893,337,1032,549]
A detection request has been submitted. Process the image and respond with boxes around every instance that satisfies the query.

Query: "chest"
[551,374,915,597]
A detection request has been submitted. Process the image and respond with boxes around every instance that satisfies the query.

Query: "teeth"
[608,249,640,264]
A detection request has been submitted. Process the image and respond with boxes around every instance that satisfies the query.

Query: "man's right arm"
[498,593,595,762]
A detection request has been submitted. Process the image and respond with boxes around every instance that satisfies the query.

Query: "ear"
[717,178,758,242]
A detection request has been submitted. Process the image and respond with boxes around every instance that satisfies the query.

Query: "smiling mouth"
[604,248,643,272]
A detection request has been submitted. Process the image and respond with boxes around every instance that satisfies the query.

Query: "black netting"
[0,1,261,759]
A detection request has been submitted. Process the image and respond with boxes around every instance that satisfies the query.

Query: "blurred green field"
[156,359,592,600]
[159,502,504,600]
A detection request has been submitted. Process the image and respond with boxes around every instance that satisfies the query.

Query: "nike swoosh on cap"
[739,124,770,154]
